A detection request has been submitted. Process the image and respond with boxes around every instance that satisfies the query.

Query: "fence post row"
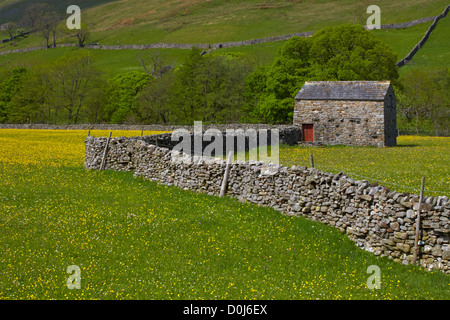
[99,132,112,171]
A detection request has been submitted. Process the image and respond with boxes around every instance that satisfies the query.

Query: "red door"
[302,124,314,142]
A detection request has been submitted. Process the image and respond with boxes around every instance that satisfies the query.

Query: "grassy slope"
[49,0,450,44]
[1,0,447,45]
[0,0,448,75]
[0,17,447,77]
[0,129,448,299]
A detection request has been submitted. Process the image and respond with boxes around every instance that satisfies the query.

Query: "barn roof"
[295,81,392,101]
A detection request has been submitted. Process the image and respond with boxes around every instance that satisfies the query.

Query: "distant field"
[33,0,450,44]
[1,17,447,77]
[0,46,189,76]
[0,0,448,75]
[399,13,450,72]
[372,22,432,66]
[0,129,448,299]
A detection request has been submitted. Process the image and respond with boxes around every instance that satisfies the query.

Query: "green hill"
[1,0,447,44]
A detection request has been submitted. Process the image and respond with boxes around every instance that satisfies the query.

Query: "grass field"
[0,129,448,300]
[1,0,446,43]
[279,136,450,197]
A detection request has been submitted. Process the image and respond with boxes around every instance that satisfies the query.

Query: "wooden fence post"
[99,132,112,171]
[412,176,425,265]
[219,151,234,197]
[310,153,315,168]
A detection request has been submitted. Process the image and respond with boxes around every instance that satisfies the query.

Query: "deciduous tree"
[245,24,399,123]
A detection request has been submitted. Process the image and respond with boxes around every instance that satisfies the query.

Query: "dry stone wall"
[85,133,449,273]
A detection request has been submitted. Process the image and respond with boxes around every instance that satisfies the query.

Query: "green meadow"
[1,0,449,75]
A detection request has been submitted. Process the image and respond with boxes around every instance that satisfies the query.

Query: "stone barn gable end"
[293,81,397,147]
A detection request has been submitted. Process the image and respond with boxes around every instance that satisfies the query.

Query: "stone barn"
[293,81,397,147]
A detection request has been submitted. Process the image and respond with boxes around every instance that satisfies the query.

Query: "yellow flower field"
[0,129,448,300]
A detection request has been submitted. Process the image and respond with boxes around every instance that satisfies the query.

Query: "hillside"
[0,1,448,96]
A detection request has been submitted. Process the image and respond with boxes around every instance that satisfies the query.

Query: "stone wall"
[119,129,296,156]
[2,9,445,61]
[396,5,450,67]
[84,134,449,273]
[293,99,390,147]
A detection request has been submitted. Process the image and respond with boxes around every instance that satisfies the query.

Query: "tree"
[84,79,109,124]
[201,53,254,123]
[37,11,60,49]
[169,48,254,124]
[244,24,400,123]
[309,24,399,82]
[138,70,176,124]
[169,47,206,123]
[22,3,49,31]
[0,67,29,122]
[137,50,173,78]
[244,36,312,123]
[398,68,450,135]
[66,23,89,48]
[4,22,17,40]
[7,69,50,124]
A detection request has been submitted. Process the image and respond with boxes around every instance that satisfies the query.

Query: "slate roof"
[295,81,391,101]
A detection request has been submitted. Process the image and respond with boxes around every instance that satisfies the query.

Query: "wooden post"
[219,151,234,197]
[310,153,315,168]
[99,132,112,171]
[87,130,90,137]
[141,129,143,136]
[412,176,425,265]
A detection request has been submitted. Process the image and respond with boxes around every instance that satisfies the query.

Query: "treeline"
[0,49,255,125]
[1,24,448,135]
[396,68,450,136]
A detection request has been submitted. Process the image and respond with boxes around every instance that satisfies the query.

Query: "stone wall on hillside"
[396,5,450,67]
[84,134,450,273]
